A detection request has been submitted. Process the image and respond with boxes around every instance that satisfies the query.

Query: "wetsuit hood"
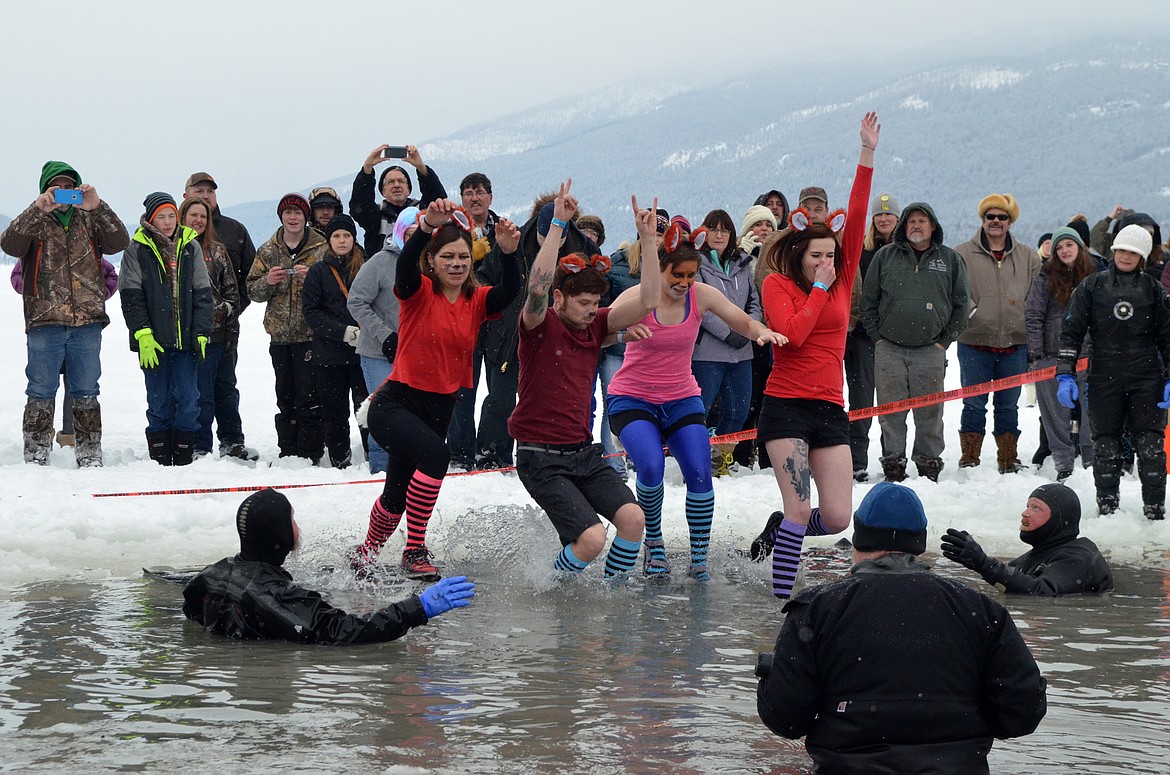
[236,488,296,565]
[1022,483,1081,548]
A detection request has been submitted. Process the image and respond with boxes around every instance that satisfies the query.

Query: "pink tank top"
[607,283,702,403]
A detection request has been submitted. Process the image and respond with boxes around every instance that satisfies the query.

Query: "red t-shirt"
[509,307,611,444]
[391,283,499,395]
[763,164,873,406]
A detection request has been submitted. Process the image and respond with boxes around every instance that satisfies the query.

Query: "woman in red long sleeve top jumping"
[750,112,879,599]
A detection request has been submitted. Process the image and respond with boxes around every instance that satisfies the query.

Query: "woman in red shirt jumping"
[751,112,879,599]
[351,199,522,579]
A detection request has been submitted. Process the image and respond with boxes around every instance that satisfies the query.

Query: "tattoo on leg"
[783,440,811,502]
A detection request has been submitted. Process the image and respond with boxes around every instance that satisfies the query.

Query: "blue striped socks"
[637,480,664,543]
[554,544,589,574]
[604,536,640,577]
[772,518,807,599]
[686,489,714,581]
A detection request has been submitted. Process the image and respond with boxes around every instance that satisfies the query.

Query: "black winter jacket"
[212,208,256,313]
[119,225,213,352]
[1058,264,1170,379]
[757,554,1046,775]
[182,555,428,645]
[303,250,361,367]
[349,166,447,257]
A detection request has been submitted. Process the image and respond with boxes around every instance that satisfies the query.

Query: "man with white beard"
[859,203,968,483]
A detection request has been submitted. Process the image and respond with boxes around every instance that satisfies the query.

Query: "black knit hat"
[378,165,412,196]
[143,191,177,222]
[1038,232,1053,249]
[325,213,357,242]
[236,488,296,565]
[852,482,928,555]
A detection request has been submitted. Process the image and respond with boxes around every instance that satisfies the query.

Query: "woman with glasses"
[607,224,787,581]
[749,113,879,600]
[693,209,763,476]
[350,200,523,579]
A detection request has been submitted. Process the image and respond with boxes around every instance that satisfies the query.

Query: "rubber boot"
[147,431,173,466]
[22,398,55,465]
[995,432,1025,474]
[958,431,984,468]
[72,396,103,468]
[172,431,196,466]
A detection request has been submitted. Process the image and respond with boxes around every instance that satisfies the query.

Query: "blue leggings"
[619,419,713,491]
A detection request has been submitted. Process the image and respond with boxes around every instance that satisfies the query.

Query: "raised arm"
[606,195,664,331]
[521,179,576,330]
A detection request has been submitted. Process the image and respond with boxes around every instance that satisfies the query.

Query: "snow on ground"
[0,290,1166,592]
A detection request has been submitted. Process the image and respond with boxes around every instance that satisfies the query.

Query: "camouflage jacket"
[0,201,129,331]
[246,227,328,344]
[204,240,241,346]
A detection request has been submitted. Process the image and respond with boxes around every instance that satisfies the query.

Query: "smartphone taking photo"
[382,146,409,159]
[53,189,84,206]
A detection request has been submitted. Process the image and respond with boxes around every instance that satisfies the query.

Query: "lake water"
[1,524,1167,775]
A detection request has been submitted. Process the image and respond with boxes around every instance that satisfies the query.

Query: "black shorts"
[515,442,637,546]
[757,396,850,449]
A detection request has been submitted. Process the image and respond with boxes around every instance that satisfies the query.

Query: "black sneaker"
[852,468,869,483]
[221,442,259,462]
[1056,468,1073,483]
[750,510,785,563]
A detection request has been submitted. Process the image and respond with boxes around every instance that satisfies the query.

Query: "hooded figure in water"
[940,482,1114,595]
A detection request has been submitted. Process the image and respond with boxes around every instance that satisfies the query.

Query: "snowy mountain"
[224,39,1167,251]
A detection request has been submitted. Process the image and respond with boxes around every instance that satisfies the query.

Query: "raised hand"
[553,179,578,224]
[405,144,425,170]
[860,111,880,151]
[495,217,521,254]
[422,199,459,229]
[940,528,990,572]
[632,195,658,241]
[813,256,836,288]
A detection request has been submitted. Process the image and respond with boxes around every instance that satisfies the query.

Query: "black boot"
[750,510,785,562]
[147,431,173,466]
[172,431,196,466]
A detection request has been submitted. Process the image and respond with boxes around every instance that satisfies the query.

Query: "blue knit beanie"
[852,482,928,554]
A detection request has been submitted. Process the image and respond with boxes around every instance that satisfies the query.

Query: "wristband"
[551,217,568,230]
[616,330,626,344]
[812,281,829,292]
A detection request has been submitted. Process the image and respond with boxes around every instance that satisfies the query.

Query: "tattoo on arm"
[525,266,553,317]
[783,439,812,502]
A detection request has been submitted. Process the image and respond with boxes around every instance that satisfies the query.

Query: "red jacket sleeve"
[838,164,873,291]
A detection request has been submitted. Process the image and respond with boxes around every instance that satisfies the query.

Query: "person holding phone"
[1,161,129,467]
[349,199,523,580]
[349,144,447,256]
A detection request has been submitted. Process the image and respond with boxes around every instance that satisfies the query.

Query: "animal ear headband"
[558,253,612,275]
[789,207,847,234]
[663,223,709,253]
[419,206,474,232]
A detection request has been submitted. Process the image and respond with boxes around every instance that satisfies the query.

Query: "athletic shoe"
[749,510,785,563]
[642,540,670,575]
[221,442,259,462]
[401,546,441,581]
[347,545,377,580]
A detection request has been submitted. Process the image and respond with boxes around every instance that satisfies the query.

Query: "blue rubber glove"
[134,328,164,369]
[1159,381,1170,410]
[419,576,476,618]
[1056,374,1078,409]
[197,335,209,361]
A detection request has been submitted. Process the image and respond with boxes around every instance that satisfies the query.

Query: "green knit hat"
[39,161,81,194]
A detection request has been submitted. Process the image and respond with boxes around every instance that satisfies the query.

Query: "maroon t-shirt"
[508,307,611,445]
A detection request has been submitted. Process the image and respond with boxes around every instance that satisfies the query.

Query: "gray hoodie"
[346,238,401,360]
[693,249,761,363]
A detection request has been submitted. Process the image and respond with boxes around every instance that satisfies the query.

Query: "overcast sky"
[0,0,1163,223]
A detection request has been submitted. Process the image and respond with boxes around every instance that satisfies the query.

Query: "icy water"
[1,536,1168,775]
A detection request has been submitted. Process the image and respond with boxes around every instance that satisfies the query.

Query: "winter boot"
[72,397,103,468]
[22,398,55,465]
[1097,492,1120,516]
[881,456,907,483]
[401,546,441,581]
[56,431,76,448]
[172,431,196,467]
[1144,503,1165,521]
[916,457,944,483]
[147,431,173,466]
[958,431,984,468]
[711,442,736,477]
[995,432,1025,474]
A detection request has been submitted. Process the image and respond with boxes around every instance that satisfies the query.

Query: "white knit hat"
[741,204,777,235]
[1112,224,1153,260]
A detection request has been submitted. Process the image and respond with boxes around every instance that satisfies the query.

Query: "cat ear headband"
[789,207,847,234]
[558,253,612,275]
[663,223,709,253]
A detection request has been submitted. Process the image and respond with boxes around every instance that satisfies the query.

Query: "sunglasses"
[984,213,1010,222]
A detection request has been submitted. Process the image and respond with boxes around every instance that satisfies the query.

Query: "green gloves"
[197,336,209,361]
[134,328,164,369]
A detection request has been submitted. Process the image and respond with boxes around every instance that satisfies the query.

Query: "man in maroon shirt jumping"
[509,181,662,576]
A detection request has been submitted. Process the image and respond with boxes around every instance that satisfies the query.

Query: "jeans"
[360,355,394,474]
[143,349,200,434]
[26,323,102,401]
[597,349,625,473]
[213,346,244,446]
[958,343,1028,436]
[693,359,752,435]
[196,341,227,453]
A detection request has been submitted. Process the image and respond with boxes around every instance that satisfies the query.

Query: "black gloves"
[724,331,751,349]
[941,528,992,573]
[381,331,398,362]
